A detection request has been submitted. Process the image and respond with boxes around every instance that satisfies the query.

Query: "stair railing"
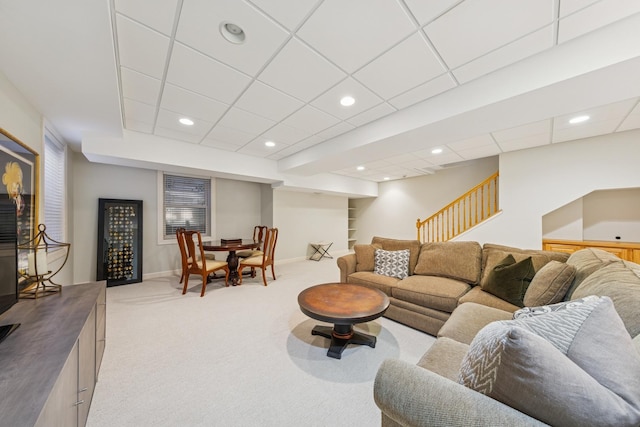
[416,172,499,243]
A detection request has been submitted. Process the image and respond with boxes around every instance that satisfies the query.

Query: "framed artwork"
[0,128,39,280]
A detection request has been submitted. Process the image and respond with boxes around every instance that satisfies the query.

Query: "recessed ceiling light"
[340,96,355,107]
[356,165,365,171]
[179,118,194,126]
[265,141,276,147]
[383,177,390,181]
[220,22,246,44]
[431,148,443,154]
[569,115,590,124]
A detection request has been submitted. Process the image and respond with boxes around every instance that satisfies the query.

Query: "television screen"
[0,198,18,317]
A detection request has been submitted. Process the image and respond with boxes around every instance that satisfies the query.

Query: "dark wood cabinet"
[97,198,143,286]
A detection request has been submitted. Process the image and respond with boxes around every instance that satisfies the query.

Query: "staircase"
[416,172,499,243]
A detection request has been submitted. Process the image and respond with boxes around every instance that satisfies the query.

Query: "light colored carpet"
[86,259,435,427]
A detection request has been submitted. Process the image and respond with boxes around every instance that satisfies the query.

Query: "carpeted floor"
[86,259,435,427]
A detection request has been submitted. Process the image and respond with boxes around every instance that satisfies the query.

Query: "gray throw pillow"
[459,296,640,427]
[374,249,409,279]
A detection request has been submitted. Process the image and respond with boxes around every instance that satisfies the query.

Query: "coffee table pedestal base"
[311,324,376,359]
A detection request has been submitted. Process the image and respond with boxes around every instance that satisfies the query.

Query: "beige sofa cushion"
[416,337,469,381]
[391,275,470,314]
[572,260,640,338]
[482,243,569,263]
[371,236,421,275]
[354,243,381,272]
[458,286,520,313]
[413,241,482,284]
[438,302,513,345]
[346,271,399,296]
[523,260,576,307]
[564,248,621,299]
[459,296,640,427]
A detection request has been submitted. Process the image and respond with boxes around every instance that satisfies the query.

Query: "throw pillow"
[481,254,535,307]
[354,243,381,272]
[522,260,576,307]
[413,241,482,284]
[513,295,599,319]
[374,249,409,279]
[459,296,640,426]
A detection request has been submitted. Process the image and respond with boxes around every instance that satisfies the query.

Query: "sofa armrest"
[337,253,356,283]
[374,359,548,427]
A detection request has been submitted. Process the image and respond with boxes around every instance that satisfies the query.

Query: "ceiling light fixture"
[356,165,365,171]
[265,141,276,147]
[220,22,246,44]
[383,177,390,181]
[340,96,355,107]
[431,148,443,154]
[179,118,194,126]
[569,115,590,124]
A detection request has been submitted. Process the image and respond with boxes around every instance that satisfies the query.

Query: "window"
[162,173,211,239]
[43,131,65,242]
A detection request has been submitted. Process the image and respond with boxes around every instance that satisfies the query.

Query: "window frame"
[43,126,66,243]
[157,171,216,244]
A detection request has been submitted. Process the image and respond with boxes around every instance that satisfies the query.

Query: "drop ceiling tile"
[201,138,244,152]
[154,126,204,143]
[559,0,600,17]
[492,119,551,141]
[414,147,464,165]
[311,78,383,120]
[258,38,346,102]
[281,105,340,135]
[205,124,257,146]
[447,134,496,151]
[554,98,638,131]
[617,100,640,132]
[497,134,551,152]
[120,67,161,105]
[156,108,212,137]
[294,135,324,149]
[237,139,284,157]
[454,144,502,160]
[116,15,170,79]
[124,118,153,134]
[553,119,623,142]
[296,0,417,73]
[217,107,276,135]
[396,158,435,170]
[346,103,397,127]
[114,0,178,36]
[234,81,304,122]
[123,98,155,124]
[267,143,308,159]
[354,33,446,99]
[387,153,423,164]
[388,73,456,109]
[166,43,252,104]
[250,0,321,30]
[259,122,310,145]
[315,122,355,141]
[176,0,290,76]
[160,83,229,123]
[403,0,463,25]
[453,25,554,84]
[558,0,640,43]
[424,0,554,68]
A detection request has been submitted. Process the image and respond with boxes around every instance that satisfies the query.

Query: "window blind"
[44,133,65,242]
[163,174,210,238]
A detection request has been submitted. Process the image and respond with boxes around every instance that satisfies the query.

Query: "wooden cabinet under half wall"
[0,281,106,427]
[542,239,640,263]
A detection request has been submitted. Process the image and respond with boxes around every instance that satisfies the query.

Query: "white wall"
[353,156,499,243]
[542,198,584,240]
[463,130,640,248]
[273,190,348,262]
[583,188,640,242]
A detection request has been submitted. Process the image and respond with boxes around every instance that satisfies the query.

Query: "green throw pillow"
[482,254,534,307]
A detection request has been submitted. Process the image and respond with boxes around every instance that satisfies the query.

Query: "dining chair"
[176,228,217,284]
[238,227,278,286]
[237,225,267,258]
[180,230,230,296]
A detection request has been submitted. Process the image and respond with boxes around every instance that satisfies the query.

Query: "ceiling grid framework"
[1,0,640,185]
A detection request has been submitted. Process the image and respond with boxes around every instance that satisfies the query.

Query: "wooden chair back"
[238,227,278,286]
[176,227,188,283]
[253,225,268,250]
[181,230,229,296]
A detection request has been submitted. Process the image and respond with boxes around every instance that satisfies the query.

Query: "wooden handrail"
[416,172,499,243]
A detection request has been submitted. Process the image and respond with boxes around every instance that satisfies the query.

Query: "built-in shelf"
[348,201,356,249]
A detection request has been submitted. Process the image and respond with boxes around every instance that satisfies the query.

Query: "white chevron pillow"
[458,296,640,427]
[374,249,409,279]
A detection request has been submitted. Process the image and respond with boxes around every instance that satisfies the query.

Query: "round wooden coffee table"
[298,283,390,359]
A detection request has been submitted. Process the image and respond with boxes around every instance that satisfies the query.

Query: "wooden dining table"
[202,239,261,286]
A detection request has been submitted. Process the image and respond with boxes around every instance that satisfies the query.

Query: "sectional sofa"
[337,237,640,426]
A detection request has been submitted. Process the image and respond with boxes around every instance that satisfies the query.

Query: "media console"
[0,281,106,426]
